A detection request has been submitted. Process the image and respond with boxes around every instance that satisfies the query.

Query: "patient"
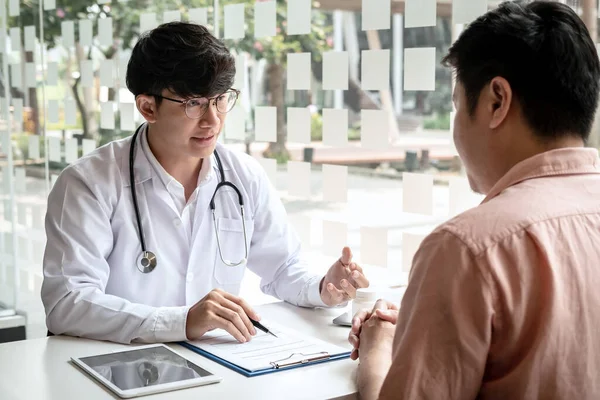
[348,1,600,399]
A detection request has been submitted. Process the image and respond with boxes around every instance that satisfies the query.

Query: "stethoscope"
[129,124,249,273]
[137,362,159,386]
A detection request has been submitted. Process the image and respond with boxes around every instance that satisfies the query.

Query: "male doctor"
[41,22,369,344]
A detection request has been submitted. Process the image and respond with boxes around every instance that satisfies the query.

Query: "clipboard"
[179,342,350,377]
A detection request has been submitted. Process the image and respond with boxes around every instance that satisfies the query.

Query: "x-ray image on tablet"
[71,344,222,398]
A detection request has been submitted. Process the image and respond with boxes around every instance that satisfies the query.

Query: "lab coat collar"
[121,124,229,188]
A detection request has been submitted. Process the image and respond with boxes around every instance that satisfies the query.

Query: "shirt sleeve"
[244,163,327,308]
[41,165,189,344]
[379,229,497,400]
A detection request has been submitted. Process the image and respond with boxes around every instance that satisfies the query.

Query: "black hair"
[126,22,236,104]
[442,1,600,141]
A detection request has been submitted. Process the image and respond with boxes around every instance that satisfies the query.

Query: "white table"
[0,302,360,400]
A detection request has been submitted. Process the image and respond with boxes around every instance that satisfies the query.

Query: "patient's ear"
[487,77,512,130]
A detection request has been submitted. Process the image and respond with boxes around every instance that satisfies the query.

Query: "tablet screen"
[77,345,214,391]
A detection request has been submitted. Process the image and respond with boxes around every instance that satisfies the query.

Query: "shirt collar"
[483,147,600,203]
[141,124,214,192]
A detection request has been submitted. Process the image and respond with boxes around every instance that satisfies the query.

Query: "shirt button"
[186,273,194,282]
[173,218,181,227]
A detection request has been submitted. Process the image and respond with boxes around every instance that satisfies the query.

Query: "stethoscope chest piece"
[137,251,157,273]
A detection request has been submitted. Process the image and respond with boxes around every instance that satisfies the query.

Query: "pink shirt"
[383,148,600,399]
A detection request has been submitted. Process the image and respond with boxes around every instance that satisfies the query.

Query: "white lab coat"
[41,130,326,344]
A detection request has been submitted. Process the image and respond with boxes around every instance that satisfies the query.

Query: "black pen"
[250,318,278,338]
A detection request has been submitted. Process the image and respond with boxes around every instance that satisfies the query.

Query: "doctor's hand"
[348,299,398,360]
[320,247,370,307]
[185,289,260,343]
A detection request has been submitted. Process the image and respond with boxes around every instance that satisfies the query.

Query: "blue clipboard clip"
[269,352,330,369]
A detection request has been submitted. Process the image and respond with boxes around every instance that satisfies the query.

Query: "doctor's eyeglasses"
[153,89,240,120]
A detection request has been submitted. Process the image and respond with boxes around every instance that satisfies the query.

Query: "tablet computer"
[71,344,222,398]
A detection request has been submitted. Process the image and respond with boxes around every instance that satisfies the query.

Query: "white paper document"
[187,322,349,372]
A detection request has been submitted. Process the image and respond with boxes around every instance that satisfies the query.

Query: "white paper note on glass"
[33,273,43,294]
[287,53,311,90]
[46,62,58,86]
[101,102,115,130]
[361,110,389,149]
[98,18,113,47]
[31,205,43,230]
[1,168,10,196]
[323,108,348,147]
[404,48,436,91]
[119,56,129,88]
[64,98,76,126]
[12,98,23,132]
[287,0,311,35]
[43,0,55,11]
[254,0,276,38]
[322,164,347,203]
[99,59,114,87]
[402,172,433,215]
[16,202,27,225]
[0,29,6,53]
[361,227,389,267]
[61,21,74,48]
[80,60,93,88]
[46,99,59,124]
[322,51,348,90]
[0,98,6,118]
[19,270,31,292]
[287,107,311,144]
[10,64,21,89]
[9,27,20,52]
[254,106,276,142]
[48,137,61,162]
[449,177,482,216]
[225,105,245,141]
[9,0,18,17]
[28,135,40,159]
[64,138,78,163]
[189,8,208,25]
[119,102,134,131]
[163,10,181,23]
[257,157,277,187]
[402,232,426,273]
[406,0,436,28]
[82,139,96,156]
[453,0,487,25]
[140,13,158,33]
[323,220,347,258]
[14,168,25,194]
[24,26,35,52]
[224,4,245,40]
[362,0,390,31]
[361,49,390,91]
[287,161,311,198]
[25,62,36,89]
[234,54,245,91]
[289,214,311,247]
[79,19,93,46]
